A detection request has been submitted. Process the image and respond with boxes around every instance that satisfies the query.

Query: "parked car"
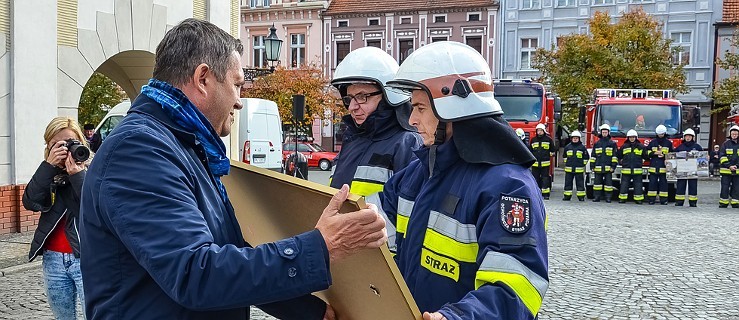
[95,100,131,145]
[282,142,337,171]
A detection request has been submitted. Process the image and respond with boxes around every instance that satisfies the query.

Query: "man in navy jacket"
[79,19,386,320]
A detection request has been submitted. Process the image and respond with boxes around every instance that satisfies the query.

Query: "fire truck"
[579,88,701,199]
[494,80,562,175]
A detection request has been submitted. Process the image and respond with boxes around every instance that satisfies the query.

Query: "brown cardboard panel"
[222,161,422,320]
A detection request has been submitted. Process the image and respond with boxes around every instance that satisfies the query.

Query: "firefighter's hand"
[316,184,387,264]
[423,312,447,320]
[731,165,737,171]
[657,153,664,158]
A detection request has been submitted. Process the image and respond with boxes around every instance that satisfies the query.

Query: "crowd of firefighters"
[519,123,739,208]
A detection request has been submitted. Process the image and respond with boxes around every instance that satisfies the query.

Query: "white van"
[238,98,283,172]
[95,100,131,143]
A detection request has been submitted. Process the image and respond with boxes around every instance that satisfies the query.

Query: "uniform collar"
[413,138,461,175]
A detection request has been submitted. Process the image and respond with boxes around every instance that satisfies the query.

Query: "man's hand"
[323,304,336,320]
[315,184,387,264]
[731,165,737,171]
[423,311,447,320]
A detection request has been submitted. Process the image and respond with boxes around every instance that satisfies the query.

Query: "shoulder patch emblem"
[500,194,531,234]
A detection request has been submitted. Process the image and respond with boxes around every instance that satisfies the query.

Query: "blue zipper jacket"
[371,139,549,320]
[80,94,331,320]
[330,107,422,196]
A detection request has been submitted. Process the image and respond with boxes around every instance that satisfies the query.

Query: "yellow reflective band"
[606,148,613,156]
[623,148,632,154]
[619,194,628,200]
[349,180,384,197]
[604,186,614,192]
[622,169,632,174]
[659,192,668,197]
[593,185,603,191]
[732,199,739,205]
[542,143,550,150]
[423,228,479,263]
[566,150,573,157]
[719,199,730,204]
[634,195,645,200]
[633,169,643,174]
[727,149,734,155]
[565,167,572,172]
[396,197,414,234]
[647,191,658,196]
[353,166,393,184]
[720,168,734,174]
[720,157,729,164]
[662,149,669,154]
[576,168,585,173]
[689,196,698,201]
[541,188,550,194]
[675,195,685,200]
[576,191,586,196]
[595,149,603,154]
[576,151,583,158]
[563,190,573,196]
[421,248,460,281]
[612,157,619,163]
[476,251,548,317]
[532,142,540,148]
[397,215,409,234]
[635,149,643,155]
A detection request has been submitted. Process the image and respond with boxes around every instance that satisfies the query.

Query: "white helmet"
[331,47,408,106]
[655,124,667,135]
[627,129,638,138]
[571,130,582,138]
[599,124,611,131]
[536,123,547,132]
[683,128,695,137]
[515,128,525,139]
[387,41,501,121]
[731,125,739,133]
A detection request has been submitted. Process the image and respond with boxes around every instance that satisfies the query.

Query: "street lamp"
[244,24,283,81]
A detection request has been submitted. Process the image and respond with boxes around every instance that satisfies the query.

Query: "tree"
[243,63,344,136]
[78,72,127,126]
[712,32,739,113]
[532,8,688,129]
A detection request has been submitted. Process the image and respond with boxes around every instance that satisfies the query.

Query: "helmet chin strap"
[429,121,447,178]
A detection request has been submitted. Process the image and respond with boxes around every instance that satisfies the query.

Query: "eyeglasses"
[342,91,383,106]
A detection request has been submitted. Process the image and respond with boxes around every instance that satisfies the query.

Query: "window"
[434,15,446,23]
[366,39,382,48]
[556,0,576,6]
[253,36,267,68]
[290,34,305,68]
[399,39,414,64]
[336,41,350,66]
[98,116,124,141]
[593,0,614,4]
[431,36,447,43]
[520,38,538,70]
[521,0,540,9]
[671,32,691,66]
[468,13,481,22]
[400,17,412,24]
[466,36,483,54]
[262,0,269,7]
[338,20,348,28]
[250,0,258,8]
[298,144,311,152]
[369,18,380,26]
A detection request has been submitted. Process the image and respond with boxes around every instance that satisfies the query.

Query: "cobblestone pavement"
[1,171,737,319]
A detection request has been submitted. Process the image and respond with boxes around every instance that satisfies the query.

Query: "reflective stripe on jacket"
[618,140,646,175]
[720,139,739,175]
[647,137,673,171]
[530,134,555,167]
[590,136,618,173]
[563,142,588,173]
[373,139,548,320]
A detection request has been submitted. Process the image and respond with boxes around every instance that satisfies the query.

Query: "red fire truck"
[494,80,562,175]
[579,88,701,199]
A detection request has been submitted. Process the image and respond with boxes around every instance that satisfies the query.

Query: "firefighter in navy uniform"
[369,41,548,320]
[562,131,589,201]
[647,124,674,205]
[719,125,739,208]
[590,124,619,202]
[618,129,647,204]
[674,128,703,207]
[329,47,423,197]
[530,123,556,200]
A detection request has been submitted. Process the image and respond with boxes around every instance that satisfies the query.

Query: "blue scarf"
[141,79,230,202]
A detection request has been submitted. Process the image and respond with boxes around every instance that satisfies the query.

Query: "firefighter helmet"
[515,128,525,140]
[627,129,638,138]
[386,41,501,121]
[536,123,547,133]
[331,46,409,106]
[731,125,739,133]
[683,128,695,137]
[655,125,667,135]
[599,123,611,131]
[571,130,582,138]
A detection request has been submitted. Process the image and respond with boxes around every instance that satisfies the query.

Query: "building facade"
[712,0,739,146]
[239,0,327,70]
[322,0,499,78]
[499,0,722,147]
[0,0,239,235]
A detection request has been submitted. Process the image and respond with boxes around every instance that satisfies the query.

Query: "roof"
[723,0,739,23]
[324,0,496,15]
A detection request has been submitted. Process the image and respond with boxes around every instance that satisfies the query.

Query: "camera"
[64,139,90,162]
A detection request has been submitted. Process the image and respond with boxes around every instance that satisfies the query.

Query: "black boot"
[660,201,668,205]
[563,196,571,201]
[605,197,612,203]
[543,195,550,200]
[720,204,728,208]
[619,199,626,204]
[689,201,697,207]
[578,196,585,201]
[675,201,684,207]
[635,200,642,204]
[593,197,601,202]
[732,204,739,209]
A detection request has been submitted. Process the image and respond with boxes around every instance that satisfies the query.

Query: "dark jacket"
[530,134,555,167]
[647,136,674,172]
[80,94,330,320]
[23,162,85,260]
[330,105,422,196]
[618,139,647,175]
[376,139,548,320]
[563,141,589,173]
[675,140,703,153]
[590,135,618,172]
[710,149,721,165]
[719,138,739,175]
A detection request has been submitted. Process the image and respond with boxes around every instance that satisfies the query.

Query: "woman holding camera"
[22,117,88,320]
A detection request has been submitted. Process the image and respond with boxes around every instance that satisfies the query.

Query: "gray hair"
[153,18,244,87]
